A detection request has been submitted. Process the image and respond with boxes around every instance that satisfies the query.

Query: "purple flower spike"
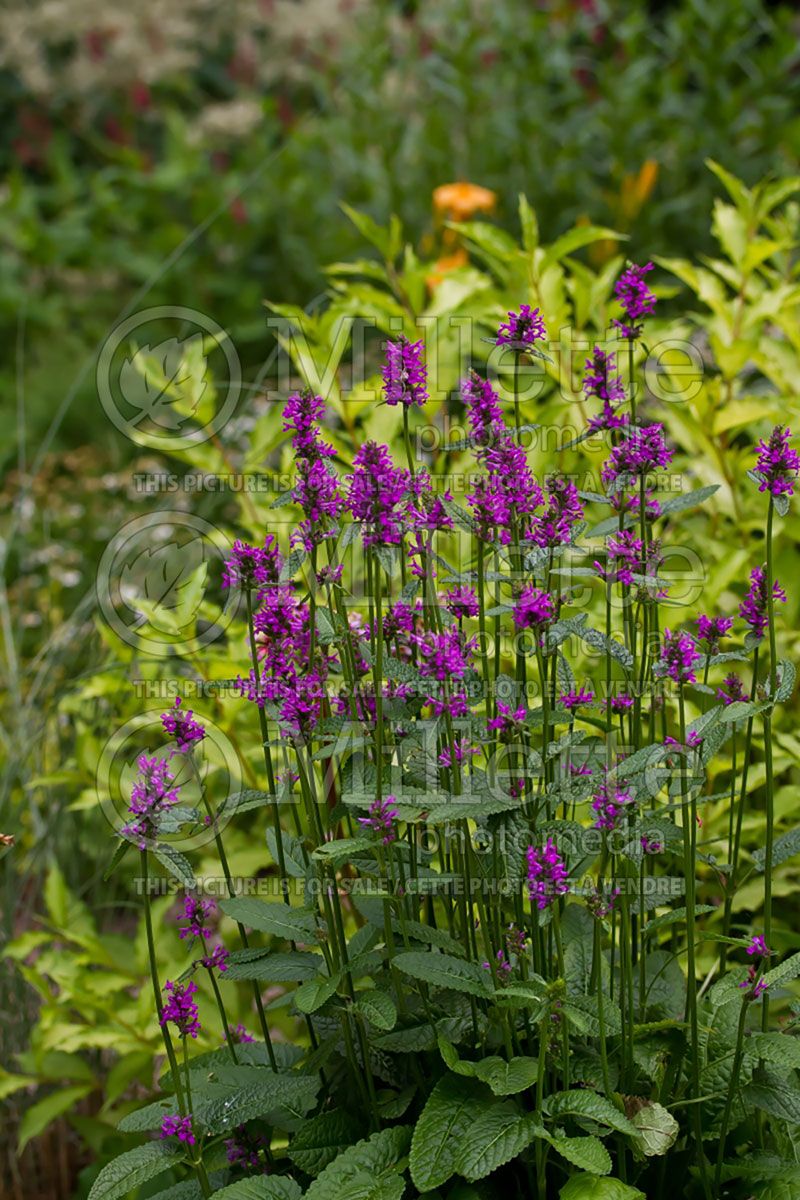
[601,423,673,491]
[657,628,702,685]
[612,262,656,340]
[347,441,409,547]
[222,537,282,591]
[444,586,480,620]
[383,337,429,408]
[754,425,799,498]
[179,895,215,940]
[696,614,733,654]
[583,346,628,432]
[358,794,398,845]
[746,934,771,958]
[462,371,505,444]
[496,304,546,349]
[513,585,555,630]
[560,687,594,712]
[161,697,205,752]
[591,777,635,832]
[201,944,229,974]
[526,839,569,909]
[739,565,787,639]
[160,1114,196,1145]
[160,979,201,1039]
[717,673,746,706]
[121,754,181,850]
[224,1023,255,1045]
[530,476,585,548]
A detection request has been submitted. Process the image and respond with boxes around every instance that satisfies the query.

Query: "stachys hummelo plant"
[93,263,799,1200]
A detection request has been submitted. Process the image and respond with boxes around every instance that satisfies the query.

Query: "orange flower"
[433,181,497,222]
[426,248,469,291]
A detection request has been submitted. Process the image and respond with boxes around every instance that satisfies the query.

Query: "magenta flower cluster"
[382,337,429,408]
[753,425,800,498]
[496,304,546,349]
[122,754,180,849]
[526,839,569,909]
[161,697,205,753]
[612,261,656,340]
[160,979,201,1039]
[357,795,398,844]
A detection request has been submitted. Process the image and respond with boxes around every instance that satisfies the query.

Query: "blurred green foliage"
[2,0,799,456]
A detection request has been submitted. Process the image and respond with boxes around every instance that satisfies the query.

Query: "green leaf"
[18,1083,93,1153]
[220,897,319,941]
[279,546,307,582]
[227,789,278,816]
[626,1100,679,1157]
[549,1135,612,1175]
[152,845,195,888]
[763,952,800,990]
[472,1056,540,1097]
[394,951,494,998]
[658,485,720,516]
[542,226,624,269]
[544,1090,636,1135]
[340,204,393,259]
[211,1180,302,1200]
[313,838,375,866]
[87,1142,185,1200]
[409,1074,489,1192]
[104,839,131,881]
[288,1110,364,1177]
[265,827,308,878]
[294,972,341,1014]
[774,659,796,704]
[354,990,397,1031]
[559,1175,645,1200]
[200,1076,320,1132]
[747,1034,800,1071]
[744,1067,800,1123]
[753,827,800,873]
[455,1101,542,1182]
[304,1125,412,1200]
[223,950,322,982]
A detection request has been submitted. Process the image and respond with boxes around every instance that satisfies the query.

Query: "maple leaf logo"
[119,539,208,635]
[119,335,206,430]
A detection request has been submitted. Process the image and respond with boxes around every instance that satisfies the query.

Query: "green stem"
[714,997,750,1194]
[762,497,777,1031]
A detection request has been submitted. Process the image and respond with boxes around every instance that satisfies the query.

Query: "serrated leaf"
[288,1109,364,1177]
[152,845,195,888]
[220,897,319,941]
[544,1090,636,1135]
[223,950,322,982]
[625,1099,679,1157]
[354,990,397,1031]
[211,1179,302,1200]
[394,951,493,998]
[549,1135,612,1175]
[472,1056,540,1096]
[559,1175,645,1200]
[87,1142,185,1200]
[410,1073,489,1192]
[455,1101,542,1182]
[658,485,719,515]
[305,1125,411,1200]
[280,547,306,582]
[294,972,341,1014]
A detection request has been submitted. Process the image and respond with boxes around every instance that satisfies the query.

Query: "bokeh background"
[2,1,800,1196]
